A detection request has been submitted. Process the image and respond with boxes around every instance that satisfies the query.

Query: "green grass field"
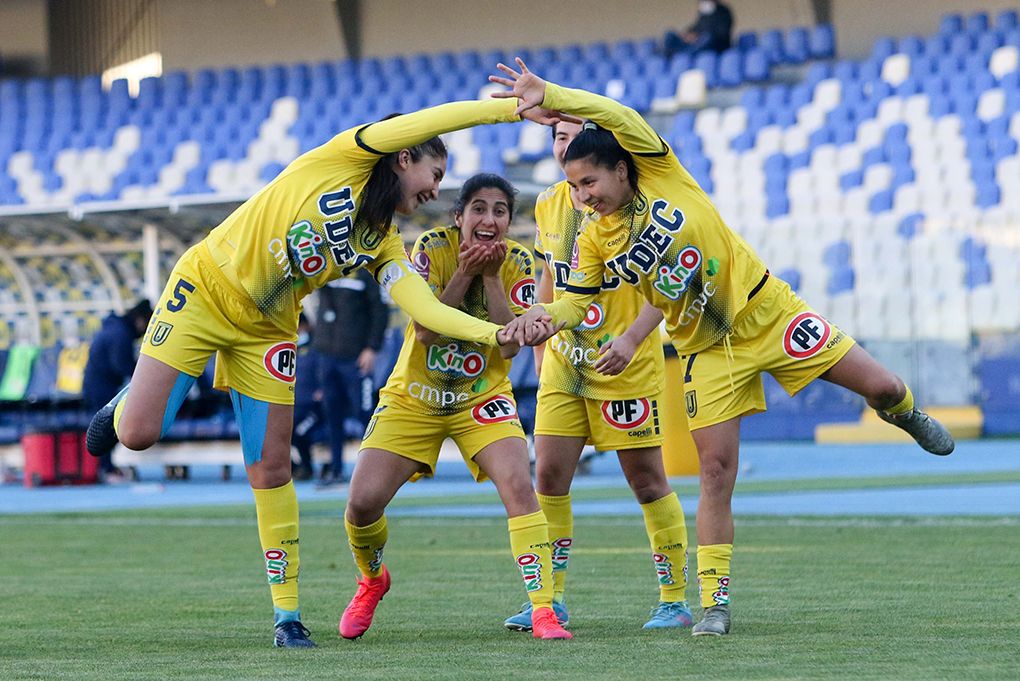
[4,493,1019,681]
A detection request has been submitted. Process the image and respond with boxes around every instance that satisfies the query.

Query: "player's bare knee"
[868,374,906,410]
[116,419,159,450]
[345,496,384,526]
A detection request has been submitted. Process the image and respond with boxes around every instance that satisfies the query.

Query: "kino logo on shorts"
[782,312,831,359]
[264,342,297,382]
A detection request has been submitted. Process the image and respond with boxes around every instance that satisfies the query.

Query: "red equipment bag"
[22,430,99,487]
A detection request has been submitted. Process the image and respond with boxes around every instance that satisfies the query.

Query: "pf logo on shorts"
[782,312,831,359]
[264,342,297,382]
[472,395,517,424]
[601,398,651,430]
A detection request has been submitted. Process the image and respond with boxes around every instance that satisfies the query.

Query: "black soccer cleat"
[274,620,316,648]
[85,401,120,458]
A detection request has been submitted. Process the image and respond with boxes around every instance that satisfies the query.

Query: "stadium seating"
[0,11,1018,440]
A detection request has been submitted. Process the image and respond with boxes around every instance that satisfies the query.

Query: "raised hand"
[481,241,507,277]
[489,57,583,126]
[458,242,490,277]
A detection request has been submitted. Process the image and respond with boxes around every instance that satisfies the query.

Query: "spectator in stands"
[664,0,734,57]
[338,173,570,641]
[291,314,321,481]
[493,58,955,638]
[81,299,152,481]
[84,97,566,648]
[312,268,388,487]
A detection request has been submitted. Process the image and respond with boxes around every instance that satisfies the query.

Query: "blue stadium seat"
[826,267,855,295]
[784,27,810,64]
[808,24,836,59]
[940,13,964,35]
[996,9,1019,31]
[718,49,744,87]
[965,12,990,35]
[760,29,784,64]
[898,213,924,239]
[736,32,757,51]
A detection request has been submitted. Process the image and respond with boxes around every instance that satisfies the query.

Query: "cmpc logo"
[601,398,651,430]
[782,312,831,359]
[427,343,486,378]
[472,395,517,424]
[264,342,297,382]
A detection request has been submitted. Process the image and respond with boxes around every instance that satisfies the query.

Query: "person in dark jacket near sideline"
[82,299,153,479]
[291,314,323,481]
[312,268,388,486]
[665,0,734,57]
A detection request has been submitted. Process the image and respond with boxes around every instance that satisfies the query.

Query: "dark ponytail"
[357,113,448,235]
[452,173,518,221]
[563,122,639,191]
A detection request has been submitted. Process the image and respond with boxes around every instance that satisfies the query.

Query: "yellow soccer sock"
[697,543,733,610]
[885,385,914,416]
[344,515,388,579]
[640,492,689,603]
[536,493,572,602]
[507,510,555,610]
[252,481,301,624]
[112,394,126,436]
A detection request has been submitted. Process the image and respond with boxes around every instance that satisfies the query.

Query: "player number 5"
[166,278,196,312]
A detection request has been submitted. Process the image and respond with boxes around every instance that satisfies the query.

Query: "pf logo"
[782,312,831,359]
[264,342,297,382]
[601,398,651,429]
[472,395,517,424]
[510,278,535,309]
[579,302,605,330]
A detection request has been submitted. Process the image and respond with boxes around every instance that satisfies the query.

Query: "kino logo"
[516,552,543,592]
[264,548,288,585]
[264,342,297,382]
[653,246,702,299]
[783,312,831,359]
[601,398,651,429]
[427,343,485,377]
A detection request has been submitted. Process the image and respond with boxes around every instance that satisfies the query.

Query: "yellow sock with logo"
[697,543,733,610]
[536,493,572,602]
[507,510,554,610]
[885,385,914,416]
[252,482,301,625]
[344,514,388,579]
[640,492,689,602]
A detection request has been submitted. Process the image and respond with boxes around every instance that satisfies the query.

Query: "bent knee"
[116,420,160,451]
[868,375,905,409]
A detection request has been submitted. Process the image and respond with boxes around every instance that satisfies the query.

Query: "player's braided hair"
[563,121,639,191]
[357,113,448,235]
[452,173,517,221]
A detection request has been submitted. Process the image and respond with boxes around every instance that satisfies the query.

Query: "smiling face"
[455,187,512,248]
[563,156,635,215]
[552,120,583,169]
[394,150,446,214]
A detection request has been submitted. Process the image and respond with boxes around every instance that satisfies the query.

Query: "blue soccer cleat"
[273,620,316,648]
[504,600,569,632]
[642,601,694,629]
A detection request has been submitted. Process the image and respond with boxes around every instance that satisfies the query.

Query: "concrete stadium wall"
[0,0,48,65]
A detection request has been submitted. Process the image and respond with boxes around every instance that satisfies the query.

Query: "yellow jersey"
[380,226,535,415]
[535,180,664,400]
[200,98,521,337]
[540,84,769,355]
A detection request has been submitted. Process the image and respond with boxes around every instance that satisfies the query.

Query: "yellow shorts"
[360,392,527,482]
[681,277,856,430]
[141,244,298,405]
[534,385,665,451]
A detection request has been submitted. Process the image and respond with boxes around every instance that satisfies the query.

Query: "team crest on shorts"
[149,321,173,346]
[782,312,831,359]
[601,398,651,430]
[471,395,517,424]
[264,342,297,382]
[685,390,698,418]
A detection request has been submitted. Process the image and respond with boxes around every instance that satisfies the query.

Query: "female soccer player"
[339,173,571,641]
[504,120,693,633]
[493,59,955,637]
[84,99,567,647]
